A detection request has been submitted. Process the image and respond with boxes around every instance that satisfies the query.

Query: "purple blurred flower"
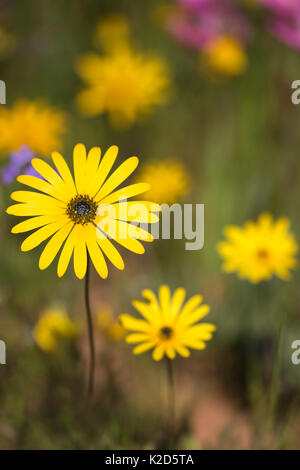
[261,0,299,15]
[166,0,252,51]
[262,0,300,51]
[1,145,40,185]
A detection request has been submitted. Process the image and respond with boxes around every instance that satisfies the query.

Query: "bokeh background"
[1,0,300,450]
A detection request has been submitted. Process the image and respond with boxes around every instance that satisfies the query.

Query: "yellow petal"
[57,225,80,277]
[178,305,211,327]
[175,345,190,358]
[182,338,206,350]
[31,158,66,199]
[152,344,165,361]
[95,156,139,202]
[125,333,149,344]
[73,143,87,194]
[10,191,65,209]
[89,145,119,198]
[170,287,186,321]
[111,201,160,223]
[179,295,203,321]
[86,230,108,279]
[119,314,150,332]
[133,342,155,355]
[97,219,147,252]
[21,218,69,252]
[159,285,171,321]
[132,300,154,322]
[185,323,216,340]
[39,222,73,270]
[84,147,101,190]
[51,151,77,200]
[73,224,87,279]
[97,235,124,270]
[166,346,176,359]
[11,215,59,234]
[7,203,65,217]
[17,174,66,202]
[98,183,150,205]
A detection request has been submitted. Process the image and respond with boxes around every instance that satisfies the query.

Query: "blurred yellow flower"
[0,100,67,157]
[7,143,160,279]
[120,285,215,361]
[137,160,189,204]
[94,15,130,52]
[218,213,298,283]
[97,306,125,341]
[75,46,170,127]
[34,308,78,353]
[202,36,247,77]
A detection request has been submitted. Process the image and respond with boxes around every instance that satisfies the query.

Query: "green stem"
[84,255,95,396]
[268,311,286,430]
[165,358,175,446]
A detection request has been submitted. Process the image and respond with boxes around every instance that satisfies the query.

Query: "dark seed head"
[75,201,91,216]
[66,194,97,225]
[160,326,173,339]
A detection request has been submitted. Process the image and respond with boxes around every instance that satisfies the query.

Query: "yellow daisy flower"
[33,307,78,353]
[97,305,125,341]
[0,99,67,156]
[75,46,170,127]
[202,36,247,77]
[137,160,189,204]
[120,285,215,361]
[217,213,298,283]
[6,143,160,279]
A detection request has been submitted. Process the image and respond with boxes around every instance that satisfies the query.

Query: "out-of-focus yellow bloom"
[34,308,78,353]
[97,306,125,342]
[75,46,170,127]
[120,285,215,361]
[94,15,130,52]
[202,36,247,77]
[137,160,189,204]
[0,100,67,156]
[217,213,298,283]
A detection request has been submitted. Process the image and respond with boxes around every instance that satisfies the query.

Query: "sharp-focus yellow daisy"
[218,213,298,283]
[0,100,67,156]
[75,46,170,127]
[120,286,215,361]
[202,36,247,77]
[7,143,160,279]
[137,160,189,204]
[33,307,78,353]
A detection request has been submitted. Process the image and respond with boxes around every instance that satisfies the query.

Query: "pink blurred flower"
[262,0,300,51]
[261,0,299,15]
[166,0,252,51]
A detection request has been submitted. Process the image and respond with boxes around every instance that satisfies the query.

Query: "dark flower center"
[256,249,269,260]
[75,201,91,216]
[66,194,97,225]
[160,326,173,339]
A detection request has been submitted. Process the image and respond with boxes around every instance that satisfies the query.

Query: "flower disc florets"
[66,194,97,225]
